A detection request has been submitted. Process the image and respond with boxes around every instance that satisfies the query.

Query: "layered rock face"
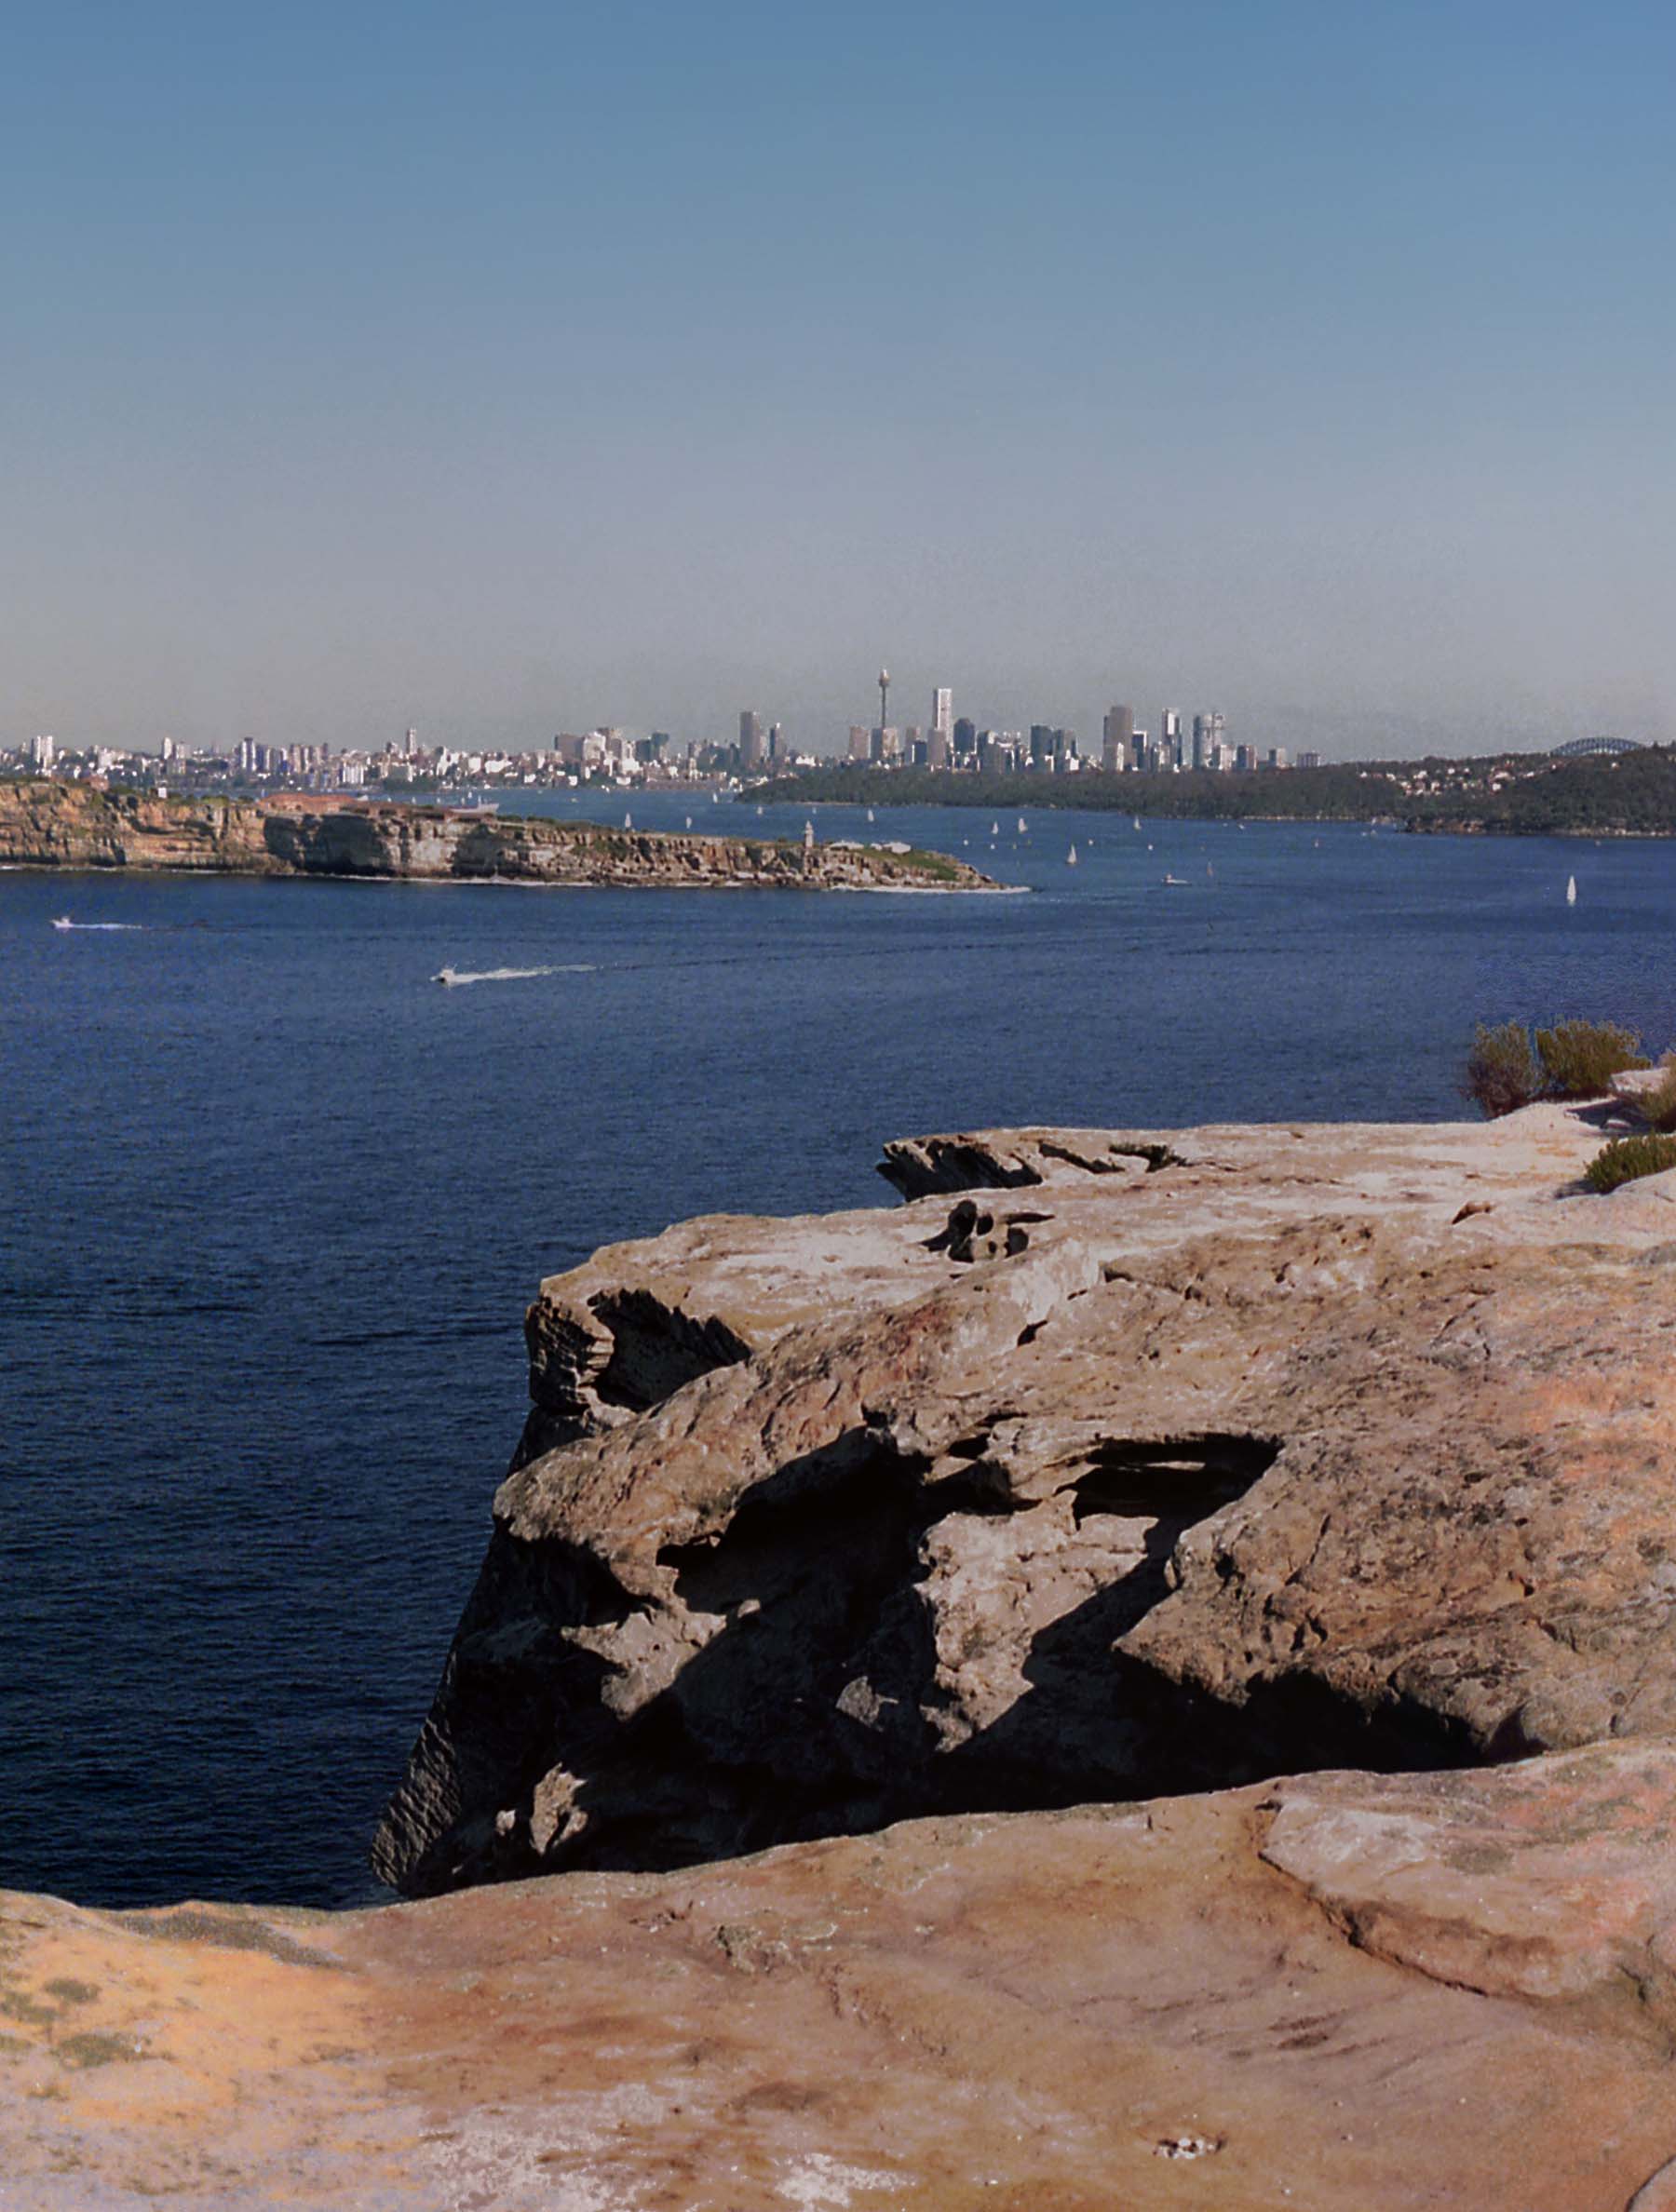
[0,780,269,870]
[0,779,993,889]
[376,1103,1676,1899]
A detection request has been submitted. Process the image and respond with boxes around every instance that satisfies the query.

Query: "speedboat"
[51,915,74,930]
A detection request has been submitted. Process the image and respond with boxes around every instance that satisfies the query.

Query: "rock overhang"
[375,1099,1676,1904]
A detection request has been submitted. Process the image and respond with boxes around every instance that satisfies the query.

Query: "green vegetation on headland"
[752,746,1676,837]
[1463,1018,1649,1118]
[1461,1015,1676,1191]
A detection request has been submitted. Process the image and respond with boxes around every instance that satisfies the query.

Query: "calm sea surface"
[3,792,1671,1909]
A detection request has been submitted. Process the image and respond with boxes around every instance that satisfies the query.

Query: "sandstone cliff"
[0,778,993,890]
[376,1104,1676,1899]
[15,1107,1676,2206]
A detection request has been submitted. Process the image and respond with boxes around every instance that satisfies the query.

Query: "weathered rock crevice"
[515,1288,754,1468]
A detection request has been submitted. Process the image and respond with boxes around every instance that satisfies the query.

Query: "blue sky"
[4,0,1674,755]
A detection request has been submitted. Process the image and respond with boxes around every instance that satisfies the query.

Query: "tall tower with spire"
[878,668,890,732]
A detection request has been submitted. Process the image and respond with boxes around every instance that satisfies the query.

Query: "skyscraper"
[1102,704,1134,774]
[931,687,953,743]
[739,710,764,770]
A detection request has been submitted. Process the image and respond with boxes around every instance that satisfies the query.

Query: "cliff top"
[13,1103,1676,2205]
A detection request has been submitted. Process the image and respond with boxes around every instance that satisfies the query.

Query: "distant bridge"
[1550,735,1644,758]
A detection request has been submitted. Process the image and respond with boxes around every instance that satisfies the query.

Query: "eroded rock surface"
[376,1102,1676,1898]
[15,1747,1676,2208]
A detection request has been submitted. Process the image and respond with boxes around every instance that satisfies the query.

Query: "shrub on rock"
[1534,1019,1648,1099]
[1584,1134,1676,1194]
[1462,1022,1541,1118]
[1635,1056,1676,1133]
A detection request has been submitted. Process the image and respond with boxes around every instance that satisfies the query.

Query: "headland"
[0,777,995,891]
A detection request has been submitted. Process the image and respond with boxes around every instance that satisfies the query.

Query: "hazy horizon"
[6,1,1673,760]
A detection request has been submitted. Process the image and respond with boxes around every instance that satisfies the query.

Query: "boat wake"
[51,917,146,931]
[433,964,596,987]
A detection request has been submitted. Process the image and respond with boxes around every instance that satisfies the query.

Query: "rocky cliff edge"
[13,1107,1676,2206]
[376,1104,1676,1897]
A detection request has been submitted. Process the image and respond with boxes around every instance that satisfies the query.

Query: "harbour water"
[4,792,1673,1909]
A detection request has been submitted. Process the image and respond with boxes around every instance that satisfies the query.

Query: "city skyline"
[5,3,1675,757]
[8,665,1649,765]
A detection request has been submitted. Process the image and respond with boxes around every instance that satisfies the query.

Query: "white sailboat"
[623,811,633,829]
[990,820,999,835]
[1566,874,1577,906]
[1066,843,1078,866]
[867,808,875,822]
[1017,816,1027,833]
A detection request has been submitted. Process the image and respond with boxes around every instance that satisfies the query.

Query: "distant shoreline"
[749,751,1676,839]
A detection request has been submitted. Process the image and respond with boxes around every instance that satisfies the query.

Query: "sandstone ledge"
[12,1745,1676,2208]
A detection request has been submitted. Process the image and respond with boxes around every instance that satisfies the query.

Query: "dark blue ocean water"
[3,793,1671,1909]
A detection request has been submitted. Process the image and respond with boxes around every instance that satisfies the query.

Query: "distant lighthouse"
[878,668,890,732]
